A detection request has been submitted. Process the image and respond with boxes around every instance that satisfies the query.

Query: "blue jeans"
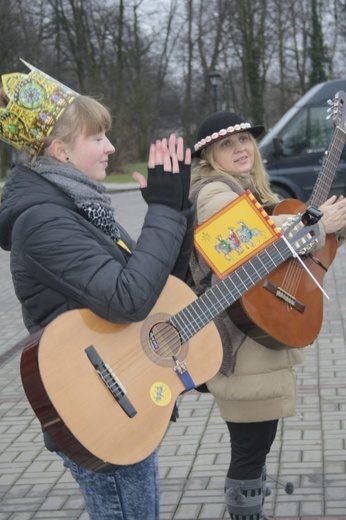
[57,451,160,520]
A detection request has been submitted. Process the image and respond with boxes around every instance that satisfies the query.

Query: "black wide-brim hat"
[192,111,265,157]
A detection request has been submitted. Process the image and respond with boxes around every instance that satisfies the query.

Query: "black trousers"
[226,419,278,481]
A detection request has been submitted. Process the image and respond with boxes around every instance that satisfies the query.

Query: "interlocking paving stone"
[1,190,346,519]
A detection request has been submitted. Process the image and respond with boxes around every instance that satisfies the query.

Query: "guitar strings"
[139,239,289,368]
[279,257,304,309]
[105,232,306,381]
[164,241,283,349]
[138,239,290,361]
[276,130,342,307]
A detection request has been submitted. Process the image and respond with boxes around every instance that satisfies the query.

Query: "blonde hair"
[42,95,112,154]
[0,87,9,107]
[192,134,278,205]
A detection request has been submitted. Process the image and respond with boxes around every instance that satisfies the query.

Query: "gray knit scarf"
[31,156,121,242]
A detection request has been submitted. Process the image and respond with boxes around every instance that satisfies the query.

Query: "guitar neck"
[308,126,346,207]
[171,236,293,341]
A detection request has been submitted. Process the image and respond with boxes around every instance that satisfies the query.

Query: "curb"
[0,181,140,193]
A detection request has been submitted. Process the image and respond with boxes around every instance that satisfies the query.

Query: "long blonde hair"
[192,134,278,205]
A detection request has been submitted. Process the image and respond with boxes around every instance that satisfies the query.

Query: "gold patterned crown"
[0,59,79,156]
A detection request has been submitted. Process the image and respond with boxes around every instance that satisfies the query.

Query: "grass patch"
[105,162,147,183]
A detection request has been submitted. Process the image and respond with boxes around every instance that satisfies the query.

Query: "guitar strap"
[116,239,132,254]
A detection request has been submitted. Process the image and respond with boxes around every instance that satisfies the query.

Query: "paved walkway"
[0,189,346,519]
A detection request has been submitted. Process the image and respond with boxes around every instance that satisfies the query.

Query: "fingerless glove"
[141,164,183,211]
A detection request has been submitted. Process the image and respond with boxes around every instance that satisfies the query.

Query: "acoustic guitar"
[228,91,346,350]
[20,211,319,471]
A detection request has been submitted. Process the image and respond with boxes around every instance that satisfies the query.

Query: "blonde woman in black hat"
[189,111,346,520]
[0,61,194,520]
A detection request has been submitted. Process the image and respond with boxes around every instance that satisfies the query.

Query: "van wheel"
[271,185,295,201]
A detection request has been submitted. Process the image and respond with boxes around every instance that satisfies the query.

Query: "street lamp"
[208,68,222,112]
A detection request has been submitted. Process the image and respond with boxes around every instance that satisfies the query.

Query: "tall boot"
[224,476,262,520]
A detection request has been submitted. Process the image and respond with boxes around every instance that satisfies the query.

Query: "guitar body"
[229,199,337,349]
[19,213,321,469]
[20,276,223,471]
[228,93,346,349]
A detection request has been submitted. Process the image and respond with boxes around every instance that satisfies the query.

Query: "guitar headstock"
[281,213,320,255]
[327,91,346,130]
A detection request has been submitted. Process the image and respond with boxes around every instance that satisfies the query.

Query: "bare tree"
[309,0,328,87]
[222,0,271,124]
[0,0,43,176]
[1,0,346,173]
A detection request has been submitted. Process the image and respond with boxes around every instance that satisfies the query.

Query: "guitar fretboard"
[170,236,295,342]
[309,126,346,207]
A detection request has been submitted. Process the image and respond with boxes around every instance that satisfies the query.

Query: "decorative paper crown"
[0,59,79,156]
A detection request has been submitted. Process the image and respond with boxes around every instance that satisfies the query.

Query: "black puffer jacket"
[0,165,194,332]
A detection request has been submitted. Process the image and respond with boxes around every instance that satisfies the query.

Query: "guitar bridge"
[85,345,137,418]
[263,280,305,313]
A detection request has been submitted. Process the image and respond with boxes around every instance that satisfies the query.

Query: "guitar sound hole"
[149,323,181,356]
[140,313,189,367]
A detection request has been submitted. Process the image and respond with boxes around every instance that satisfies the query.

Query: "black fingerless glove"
[179,160,191,210]
[141,164,183,211]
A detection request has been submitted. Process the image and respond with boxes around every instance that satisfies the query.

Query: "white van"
[259,79,346,201]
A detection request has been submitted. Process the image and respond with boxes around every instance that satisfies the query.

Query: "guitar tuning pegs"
[327,98,334,106]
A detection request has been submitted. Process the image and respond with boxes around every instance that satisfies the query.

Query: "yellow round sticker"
[150,382,172,407]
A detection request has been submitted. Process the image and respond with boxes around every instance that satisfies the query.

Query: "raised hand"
[133,134,191,211]
[168,134,191,210]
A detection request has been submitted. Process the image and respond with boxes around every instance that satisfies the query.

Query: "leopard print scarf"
[31,156,121,242]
